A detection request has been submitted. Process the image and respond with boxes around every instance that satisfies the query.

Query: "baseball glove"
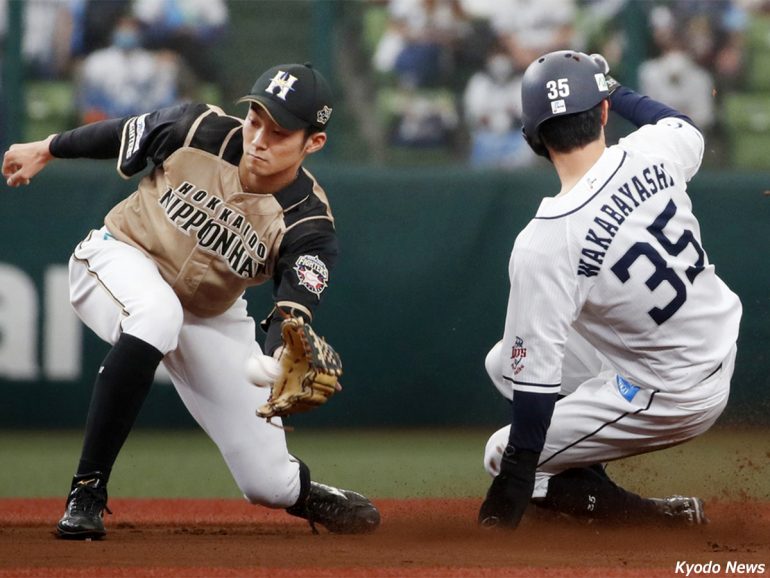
[256,316,342,421]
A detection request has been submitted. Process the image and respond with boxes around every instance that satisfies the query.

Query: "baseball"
[246,353,281,388]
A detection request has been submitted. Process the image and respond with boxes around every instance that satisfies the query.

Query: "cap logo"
[265,70,298,101]
[317,105,332,126]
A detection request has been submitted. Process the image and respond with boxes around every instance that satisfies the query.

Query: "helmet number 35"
[546,78,570,99]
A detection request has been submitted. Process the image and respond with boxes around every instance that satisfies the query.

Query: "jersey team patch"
[293,255,328,295]
[510,336,527,376]
[615,375,640,402]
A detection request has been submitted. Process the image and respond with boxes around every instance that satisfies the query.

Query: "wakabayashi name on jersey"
[159,181,268,278]
[577,162,675,278]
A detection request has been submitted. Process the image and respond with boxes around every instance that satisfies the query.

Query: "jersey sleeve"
[116,102,210,178]
[49,118,124,159]
[501,224,579,451]
[502,230,578,390]
[262,219,339,354]
[618,118,704,182]
[48,103,206,173]
[609,86,695,129]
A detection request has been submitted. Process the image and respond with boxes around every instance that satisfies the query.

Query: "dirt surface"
[1,498,768,577]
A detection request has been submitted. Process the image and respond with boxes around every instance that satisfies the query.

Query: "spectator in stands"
[18,0,75,79]
[75,16,181,124]
[371,0,471,150]
[665,0,748,90]
[480,0,578,72]
[372,0,472,88]
[462,41,536,169]
[131,0,229,84]
[638,5,716,131]
[69,0,133,59]
[387,88,460,147]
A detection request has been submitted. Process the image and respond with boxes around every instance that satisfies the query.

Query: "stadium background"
[1,0,768,433]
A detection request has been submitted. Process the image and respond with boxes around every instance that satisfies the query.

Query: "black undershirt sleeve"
[48,103,199,175]
[610,86,696,129]
[49,118,124,159]
[263,220,339,355]
[508,390,559,453]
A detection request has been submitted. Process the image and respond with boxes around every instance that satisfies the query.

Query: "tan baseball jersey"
[51,102,339,352]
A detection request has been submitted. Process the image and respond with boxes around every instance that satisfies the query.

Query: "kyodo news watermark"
[675,560,766,575]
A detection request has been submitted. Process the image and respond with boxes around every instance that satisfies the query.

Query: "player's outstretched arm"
[2,134,56,187]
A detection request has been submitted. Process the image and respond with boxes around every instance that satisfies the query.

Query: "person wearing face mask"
[75,15,181,124]
[462,42,537,169]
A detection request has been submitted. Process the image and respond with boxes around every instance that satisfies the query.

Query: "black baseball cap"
[238,63,334,131]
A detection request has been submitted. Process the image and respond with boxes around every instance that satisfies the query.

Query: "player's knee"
[484,341,503,381]
[485,341,512,400]
[122,295,184,354]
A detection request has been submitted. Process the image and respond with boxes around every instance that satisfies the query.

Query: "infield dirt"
[1,498,768,577]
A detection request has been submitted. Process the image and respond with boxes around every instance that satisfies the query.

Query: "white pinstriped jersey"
[501,118,742,395]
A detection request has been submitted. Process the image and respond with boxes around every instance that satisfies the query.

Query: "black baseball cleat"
[650,495,708,526]
[56,472,112,540]
[286,482,381,534]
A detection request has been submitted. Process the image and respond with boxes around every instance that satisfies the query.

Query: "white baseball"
[246,353,281,387]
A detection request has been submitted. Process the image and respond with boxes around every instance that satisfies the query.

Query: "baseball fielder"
[478,51,742,528]
[2,63,380,539]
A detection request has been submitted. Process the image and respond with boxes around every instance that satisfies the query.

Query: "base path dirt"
[1,498,768,577]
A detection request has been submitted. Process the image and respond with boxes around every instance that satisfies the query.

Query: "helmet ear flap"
[522,127,550,160]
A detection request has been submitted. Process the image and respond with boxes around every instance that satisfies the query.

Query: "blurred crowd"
[369,0,769,169]
[0,0,229,124]
[2,0,770,169]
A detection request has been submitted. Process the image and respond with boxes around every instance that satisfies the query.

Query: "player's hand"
[590,53,620,95]
[2,135,56,187]
[478,446,539,529]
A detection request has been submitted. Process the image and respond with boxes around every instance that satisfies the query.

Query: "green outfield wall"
[1,162,768,428]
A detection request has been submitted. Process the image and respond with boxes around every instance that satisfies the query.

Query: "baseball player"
[2,63,380,539]
[478,50,742,528]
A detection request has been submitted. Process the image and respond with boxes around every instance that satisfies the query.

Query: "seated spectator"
[462,42,536,169]
[131,0,229,84]
[75,16,181,124]
[373,0,472,89]
[638,5,716,131]
[484,0,578,72]
[19,0,75,79]
[387,88,460,148]
[658,0,748,88]
[69,0,133,59]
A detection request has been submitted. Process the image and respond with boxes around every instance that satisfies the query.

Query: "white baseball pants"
[68,227,302,507]
[483,329,735,498]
